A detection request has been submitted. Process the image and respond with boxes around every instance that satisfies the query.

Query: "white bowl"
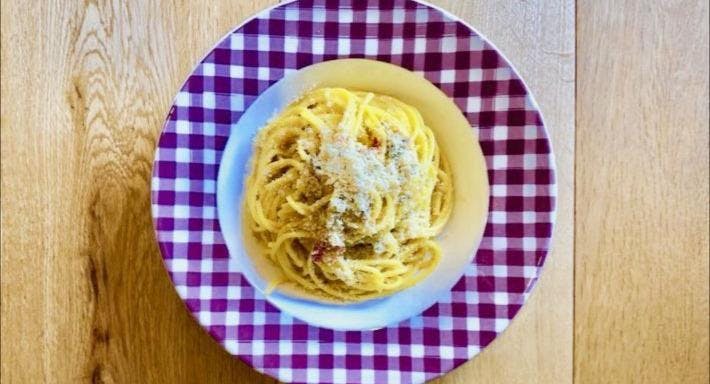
[217,59,489,330]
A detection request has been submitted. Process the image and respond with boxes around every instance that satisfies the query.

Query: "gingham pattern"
[151,1,556,383]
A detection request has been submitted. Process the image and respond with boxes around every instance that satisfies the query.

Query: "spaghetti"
[244,87,453,302]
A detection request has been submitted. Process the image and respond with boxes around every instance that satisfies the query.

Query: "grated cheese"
[330,195,348,213]
[309,109,426,247]
[373,232,397,254]
[332,256,357,285]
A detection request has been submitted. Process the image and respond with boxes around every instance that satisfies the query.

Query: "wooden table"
[1,1,707,383]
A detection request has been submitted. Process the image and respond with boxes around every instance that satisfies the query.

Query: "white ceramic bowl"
[217,59,489,330]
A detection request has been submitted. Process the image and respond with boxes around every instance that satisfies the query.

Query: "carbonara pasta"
[244,87,453,302]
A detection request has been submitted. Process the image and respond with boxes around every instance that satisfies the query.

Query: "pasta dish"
[244,87,453,302]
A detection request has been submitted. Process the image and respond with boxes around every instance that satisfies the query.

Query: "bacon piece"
[309,241,345,263]
[310,241,327,262]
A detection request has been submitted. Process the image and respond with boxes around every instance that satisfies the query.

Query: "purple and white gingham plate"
[151,1,556,383]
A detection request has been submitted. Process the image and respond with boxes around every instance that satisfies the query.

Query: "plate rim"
[150,1,558,382]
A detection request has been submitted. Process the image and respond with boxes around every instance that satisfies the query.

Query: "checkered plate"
[151,1,556,383]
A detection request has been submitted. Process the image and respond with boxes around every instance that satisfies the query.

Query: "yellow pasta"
[244,88,453,302]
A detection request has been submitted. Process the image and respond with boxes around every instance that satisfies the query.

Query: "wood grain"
[575,1,709,383]
[1,1,275,383]
[0,0,568,383]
